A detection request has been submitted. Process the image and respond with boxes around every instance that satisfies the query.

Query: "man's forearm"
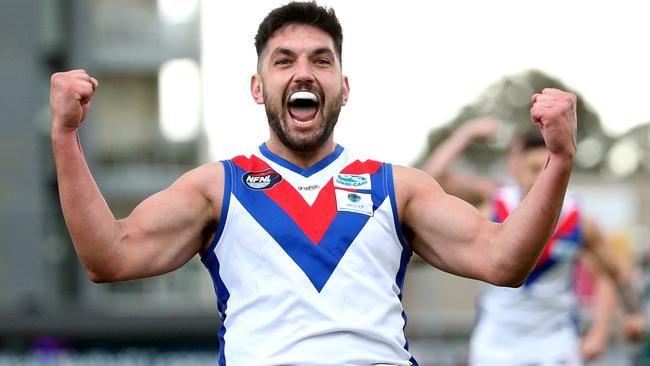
[492,154,574,283]
[52,127,121,280]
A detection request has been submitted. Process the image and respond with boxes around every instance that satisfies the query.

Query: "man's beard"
[265,86,343,153]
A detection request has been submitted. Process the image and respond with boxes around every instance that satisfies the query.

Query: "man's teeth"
[289,91,318,102]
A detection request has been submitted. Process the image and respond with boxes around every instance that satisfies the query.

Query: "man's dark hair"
[254,1,343,64]
[517,127,546,151]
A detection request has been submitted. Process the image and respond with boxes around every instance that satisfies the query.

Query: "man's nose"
[292,58,315,83]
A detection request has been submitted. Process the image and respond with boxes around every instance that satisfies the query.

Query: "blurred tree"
[414,69,609,171]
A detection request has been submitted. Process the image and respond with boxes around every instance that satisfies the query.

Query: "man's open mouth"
[288,91,320,122]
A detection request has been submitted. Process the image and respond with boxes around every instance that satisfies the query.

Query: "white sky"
[201,1,650,166]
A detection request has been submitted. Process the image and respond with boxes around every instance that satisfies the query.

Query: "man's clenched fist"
[50,69,98,132]
[530,88,577,160]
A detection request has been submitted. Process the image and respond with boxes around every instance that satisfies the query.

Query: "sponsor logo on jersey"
[347,193,361,202]
[335,189,373,216]
[297,184,320,191]
[334,173,371,189]
[242,169,282,190]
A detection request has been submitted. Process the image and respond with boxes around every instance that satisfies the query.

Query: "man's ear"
[251,74,264,104]
[341,75,350,106]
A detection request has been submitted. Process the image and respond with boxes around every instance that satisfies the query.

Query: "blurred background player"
[423,117,645,365]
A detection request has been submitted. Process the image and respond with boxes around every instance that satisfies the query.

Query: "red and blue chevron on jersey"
[200,144,417,366]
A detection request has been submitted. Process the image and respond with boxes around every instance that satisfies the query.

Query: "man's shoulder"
[174,162,225,196]
[391,165,432,179]
[391,165,442,195]
[189,161,224,177]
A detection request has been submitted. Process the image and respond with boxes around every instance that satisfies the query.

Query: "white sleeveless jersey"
[470,185,584,366]
[201,144,417,366]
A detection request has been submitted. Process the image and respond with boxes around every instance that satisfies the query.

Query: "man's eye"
[275,59,291,65]
[315,59,330,65]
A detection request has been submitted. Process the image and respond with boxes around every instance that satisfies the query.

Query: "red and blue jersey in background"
[469,185,585,366]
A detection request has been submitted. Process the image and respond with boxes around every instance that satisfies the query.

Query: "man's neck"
[264,139,337,169]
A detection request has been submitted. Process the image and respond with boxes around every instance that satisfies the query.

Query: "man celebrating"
[50,2,578,365]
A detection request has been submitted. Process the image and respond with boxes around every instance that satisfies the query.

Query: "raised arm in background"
[422,117,500,208]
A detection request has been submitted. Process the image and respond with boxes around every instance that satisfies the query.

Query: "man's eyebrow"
[313,48,335,56]
[269,48,296,58]
[268,47,335,58]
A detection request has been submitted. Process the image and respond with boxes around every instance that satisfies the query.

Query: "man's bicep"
[114,164,222,280]
[438,173,495,208]
[396,166,495,281]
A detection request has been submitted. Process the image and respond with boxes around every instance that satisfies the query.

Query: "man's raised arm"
[50,70,219,283]
[488,88,577,281]
[399,89,577,286]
